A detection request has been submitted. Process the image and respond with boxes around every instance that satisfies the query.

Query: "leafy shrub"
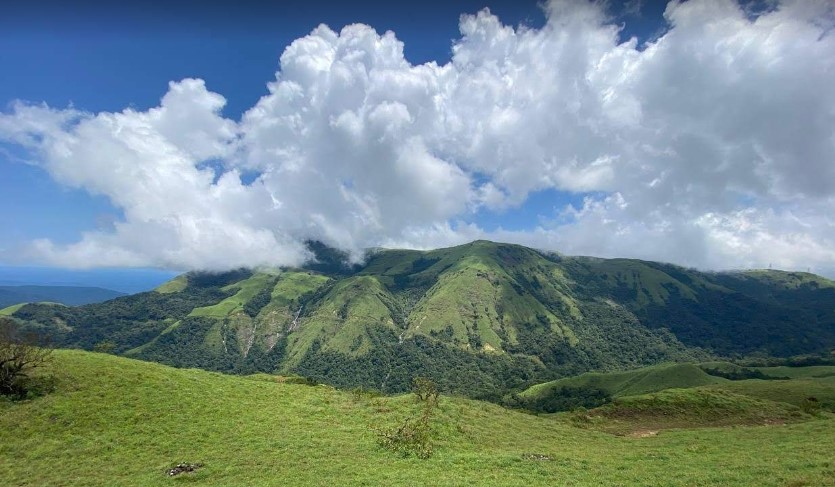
[375,408,434,459]
[375,377,440,458]
[801,396,822,415]
[0,318,52,399]
[412,376,439,403]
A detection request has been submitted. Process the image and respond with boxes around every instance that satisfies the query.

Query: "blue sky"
[2,0,833,286]
[0,0,666,245]
[0,0,666,288]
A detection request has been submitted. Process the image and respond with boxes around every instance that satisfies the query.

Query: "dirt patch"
[628,430,659,438]
[762,419,786,426]
[166,463,203,476]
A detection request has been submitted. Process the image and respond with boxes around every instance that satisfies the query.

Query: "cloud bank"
[2,0,834,275]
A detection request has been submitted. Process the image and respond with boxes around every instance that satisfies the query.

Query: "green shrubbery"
[0,318,53,399]
[375,377,439,459]
[507,385,611,413]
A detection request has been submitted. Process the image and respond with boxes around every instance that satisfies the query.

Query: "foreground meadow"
[1,350,833,486]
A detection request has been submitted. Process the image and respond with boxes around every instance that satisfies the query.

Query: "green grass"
[154,275,188,294]
[189,273,277,318]
[579,258,703,307]
[269,271,330,307]
[740,269,835,290]
[709,376,835,412]
[0,303,27,316]
[284,276,400,364]
[584,387,809,436]
[1,351,834,486]
[520,363,728,401]
[1,302,65,316]
[754,365,835,379]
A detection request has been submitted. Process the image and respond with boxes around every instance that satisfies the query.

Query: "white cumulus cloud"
[1,0,834,276]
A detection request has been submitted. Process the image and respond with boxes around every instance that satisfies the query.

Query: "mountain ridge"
[6,240,835,398]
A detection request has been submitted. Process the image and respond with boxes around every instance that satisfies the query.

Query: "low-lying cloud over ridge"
[2,0,834,275]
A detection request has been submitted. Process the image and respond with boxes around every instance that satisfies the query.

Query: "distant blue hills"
[0,285,126,307]
[0,266,178,294]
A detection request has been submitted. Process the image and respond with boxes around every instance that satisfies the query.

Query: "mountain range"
[6,240,835,398]
[0,285,126,308]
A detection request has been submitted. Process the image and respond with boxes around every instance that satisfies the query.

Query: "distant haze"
[0,266,178,294]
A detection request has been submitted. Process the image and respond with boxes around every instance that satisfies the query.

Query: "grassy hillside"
[188,272,278,318]
[519,363,728,401]
[515,361,835,417]
[707,376,835,412]
[586,387,807,435]
[1,351,834,486]
[0,303,27,316]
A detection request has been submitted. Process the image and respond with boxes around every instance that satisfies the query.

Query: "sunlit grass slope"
[707,376,835,412]
[0,303,27,316]
[1,351,834,486]
[520,363,728,400]
[189,273,277,318]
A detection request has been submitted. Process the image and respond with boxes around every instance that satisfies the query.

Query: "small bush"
[0,318,53,399]
[375,410,434,459]
[412,376,439,403]
[375,377,440,458]
[93,341,117,354]
[800,397,822,415]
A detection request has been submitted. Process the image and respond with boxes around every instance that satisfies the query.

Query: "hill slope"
[518,363,729,401]
[1,351,833,486]
[6,240,835,397]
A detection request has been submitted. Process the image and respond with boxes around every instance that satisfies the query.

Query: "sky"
[1,0,834,285]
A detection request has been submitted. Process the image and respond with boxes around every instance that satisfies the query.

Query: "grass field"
[188,273,277,318]
[1,351,834,486]
[154,275,189,294]
[754,365,835,379]
[519,363,728,400]
[708,376,835,412]
[0,303,27,316]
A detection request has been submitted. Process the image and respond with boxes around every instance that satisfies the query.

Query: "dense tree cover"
[187,269,253,288]
[700,366,777,381]
[242,279,277,318]
[12,284,233,353]
[130,317,287,374]
[505,385,611,413]
[563,258,835,357]
[293,326,544,400]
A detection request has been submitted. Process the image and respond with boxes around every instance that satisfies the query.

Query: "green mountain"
[6,240,835,398]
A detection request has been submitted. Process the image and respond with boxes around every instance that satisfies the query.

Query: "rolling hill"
[1,350,833,486]
[5,240,835,398]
